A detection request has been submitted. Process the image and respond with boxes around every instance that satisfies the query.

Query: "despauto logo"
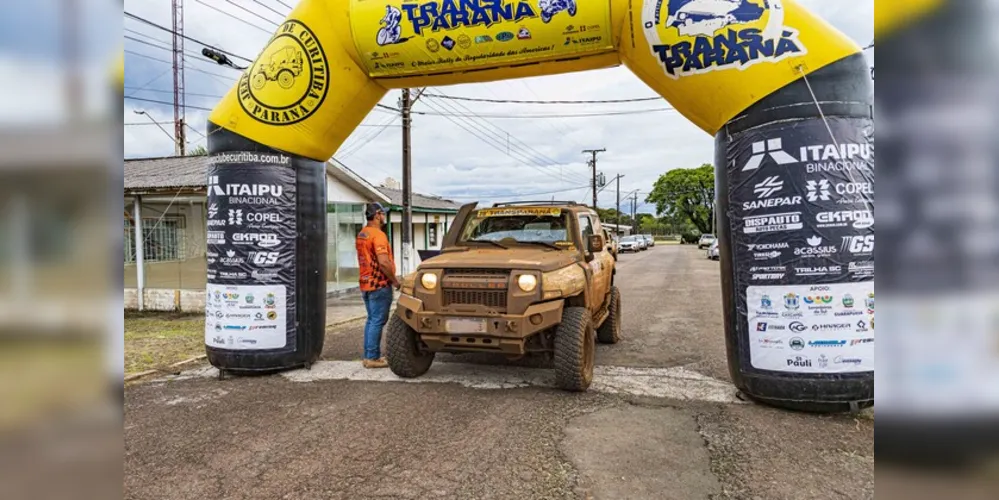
[232,233,281,248]
[402,0,538,36]
[743,212,803,234]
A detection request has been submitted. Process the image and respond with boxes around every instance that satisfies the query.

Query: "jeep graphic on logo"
[643,0,807,78]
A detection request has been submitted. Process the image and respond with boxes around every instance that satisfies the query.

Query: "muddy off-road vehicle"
[387,201,621,392]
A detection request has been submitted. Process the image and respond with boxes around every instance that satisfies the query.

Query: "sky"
[120,0,874,214]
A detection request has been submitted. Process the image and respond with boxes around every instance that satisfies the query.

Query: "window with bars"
[124,217,186,263]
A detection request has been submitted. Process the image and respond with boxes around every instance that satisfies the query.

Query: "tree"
[187,145,208,156]
[596,207,633,228]
[645,164,715,234]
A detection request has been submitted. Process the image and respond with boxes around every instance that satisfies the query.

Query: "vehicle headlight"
[420,273,438,290]
[517,274,537,292]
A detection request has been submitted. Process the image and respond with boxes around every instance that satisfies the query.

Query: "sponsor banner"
[747,282,874,374]
[627,0,861,134]
[205,284,289,350]
[206,158,297,351]
[351,0,614,77]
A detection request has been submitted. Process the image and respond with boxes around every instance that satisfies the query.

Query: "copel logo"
[644,0,806,79]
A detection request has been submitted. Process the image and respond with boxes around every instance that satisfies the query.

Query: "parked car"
[643,235,655,248]
[698,233,716,249]
[619,235,641,253]
[707,239,719,260]
[604,228,618,258]
[636,235,649,251]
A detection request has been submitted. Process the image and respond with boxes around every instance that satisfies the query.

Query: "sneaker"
[362,358,388,369]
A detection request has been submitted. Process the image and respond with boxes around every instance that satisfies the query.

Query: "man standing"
[355,202,400,368]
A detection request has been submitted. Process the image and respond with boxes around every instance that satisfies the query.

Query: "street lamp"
[133,110,178,153]
[202,48,247,70]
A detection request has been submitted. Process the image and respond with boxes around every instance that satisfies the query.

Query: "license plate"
[445,318,486,334]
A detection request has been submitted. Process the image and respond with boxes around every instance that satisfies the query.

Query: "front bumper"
[394,294,564,355]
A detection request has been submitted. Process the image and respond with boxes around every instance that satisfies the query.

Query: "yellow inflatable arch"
[209,0,859,160]
[206,0,874,412]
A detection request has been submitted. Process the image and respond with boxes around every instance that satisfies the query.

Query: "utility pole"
[631,193,638,234]
[171,0,186,156]
[616,174,623,232]
[401,88,413,275]
[582,149,606,209]
[399,88,425,275]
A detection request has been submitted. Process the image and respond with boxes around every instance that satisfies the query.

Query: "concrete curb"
[124,354,208,382]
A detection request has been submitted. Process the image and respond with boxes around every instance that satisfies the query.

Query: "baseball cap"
[365,202,386,220]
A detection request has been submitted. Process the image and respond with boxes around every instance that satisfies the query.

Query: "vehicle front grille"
[443,289,508,310]
[443,268,510,277]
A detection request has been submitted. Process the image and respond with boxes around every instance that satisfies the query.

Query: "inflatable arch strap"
[209,0,861,160]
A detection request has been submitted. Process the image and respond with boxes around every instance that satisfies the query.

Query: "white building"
[123,155,459,311]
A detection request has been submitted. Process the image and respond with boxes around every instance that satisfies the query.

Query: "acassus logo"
[643,0,806,79]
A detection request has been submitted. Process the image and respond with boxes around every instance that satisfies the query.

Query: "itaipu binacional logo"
[238,19,329,126]
[642,0,806,79]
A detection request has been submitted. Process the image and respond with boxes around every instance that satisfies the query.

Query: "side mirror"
[587,234,605,257]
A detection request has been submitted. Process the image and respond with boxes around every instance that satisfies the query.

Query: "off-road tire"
[554,307,595,392]
[597,286,621,344]
[386,316,434,378]
[277,69,295,89]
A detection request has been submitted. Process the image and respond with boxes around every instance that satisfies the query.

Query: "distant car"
[619,235,641,253]
[707,239,719,260]
[636,235,649,251]
[643,235,655,248]
[698,234,716,249]
[604,229,618,258]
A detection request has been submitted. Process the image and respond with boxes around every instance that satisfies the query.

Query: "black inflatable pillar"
[716,54,875,412]
[204,125,327,372]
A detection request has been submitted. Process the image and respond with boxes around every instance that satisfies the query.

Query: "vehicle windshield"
[621,236,639,243]
[459,207,574,248]
[702,234,716,239]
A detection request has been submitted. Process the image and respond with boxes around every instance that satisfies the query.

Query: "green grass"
[125,311,205,376]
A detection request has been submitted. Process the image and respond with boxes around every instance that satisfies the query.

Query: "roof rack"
[492,201,580,207]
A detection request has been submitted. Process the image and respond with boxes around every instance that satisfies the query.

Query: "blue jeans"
[361,286,393,360]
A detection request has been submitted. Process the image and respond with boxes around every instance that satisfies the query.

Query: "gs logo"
[238,20,330,125]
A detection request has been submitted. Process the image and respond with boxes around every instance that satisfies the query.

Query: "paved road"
[125,245,874,500]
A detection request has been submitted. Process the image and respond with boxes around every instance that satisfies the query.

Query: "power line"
[125,95,214,112]
[427,89,565,167]
[124,11,255,62]
[421,93,665,105]
[419,98,565,183]
[250,0,289,19]
[124,49,236,81]
[274,0,294,10]
[124,34,242,72]
[124,87,226,99]
[445,184,590,199]
[220,0,280,28]
[192,0,275,34]
[414,108,671,119]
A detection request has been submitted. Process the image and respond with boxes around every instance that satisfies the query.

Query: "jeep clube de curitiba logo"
[642,0,806,79]
[238,19,329,126]
[401,0,540,35]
